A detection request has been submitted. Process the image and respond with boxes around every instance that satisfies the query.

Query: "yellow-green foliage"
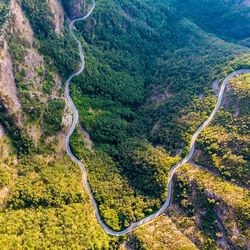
[1,0,250,248]
[132,216,198,250]
[0,154,115,248]
[0,204,111,249]
[71,131,180,231]
[231,73,250,93]
[171,164,250,249]
[195,73,250,186]
[0,134,17,206]
[6,155,84,209]
[70,131,180,231]
[178,164,249,211]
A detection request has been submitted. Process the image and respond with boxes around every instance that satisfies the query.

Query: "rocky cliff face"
[61,0,85,19]
[48,0,65,34]
[0,0,73,149]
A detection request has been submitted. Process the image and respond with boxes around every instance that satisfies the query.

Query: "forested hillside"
[0,0,249,249]
[70,0,250,232]
[177,0,250,43]
[194,74,250,186]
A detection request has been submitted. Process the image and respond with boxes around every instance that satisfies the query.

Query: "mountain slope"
[0,0,249,249]
[177,0,250,43]
[0,0,118,248]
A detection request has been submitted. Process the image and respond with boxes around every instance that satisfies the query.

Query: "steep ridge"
[0,0,116,248]
[168,163,250,249]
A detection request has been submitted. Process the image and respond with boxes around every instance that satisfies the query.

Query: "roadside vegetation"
[0,0,119,248]
[0,154,116,249]
[194,74,250,187]
[71,131,179,230]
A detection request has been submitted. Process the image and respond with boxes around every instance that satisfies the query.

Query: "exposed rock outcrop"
[0,187,9,206]
[0,125,10,159]
[11,0,34,46]
[48,0,65,34]
[0,0,66,147]
[23,48,44,88]
[0,125,4,138]
[0,0,34,117]
[0,40,21,114]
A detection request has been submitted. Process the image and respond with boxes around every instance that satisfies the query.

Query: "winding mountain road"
[65,0,250,237]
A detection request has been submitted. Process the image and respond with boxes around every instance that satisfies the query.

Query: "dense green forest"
[0,0,249,248]
[70,0,250,232]
[177,0,250,43]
